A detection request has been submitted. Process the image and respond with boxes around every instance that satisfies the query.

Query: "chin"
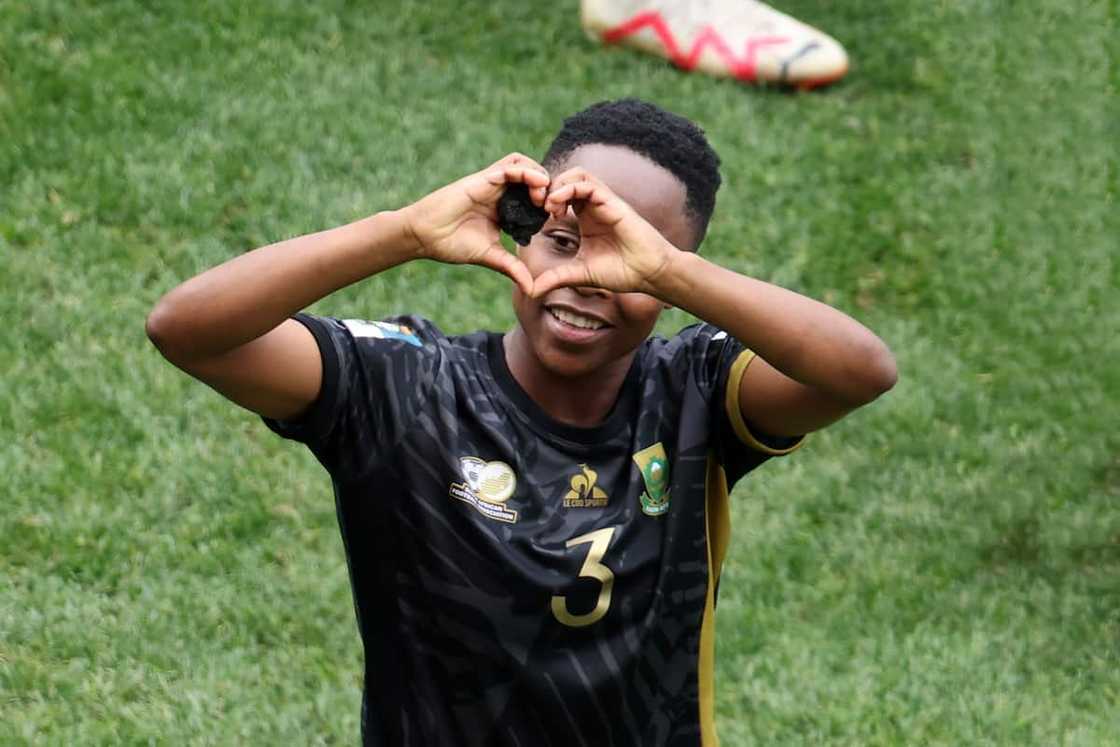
[535,341,607,379]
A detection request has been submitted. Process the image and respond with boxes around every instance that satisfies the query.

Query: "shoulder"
[335,314,445,347]
[643,323,728,356]
[304,313,471,364]
[640,323,738,383]
[336,315,502,393]
[290,313,454,399]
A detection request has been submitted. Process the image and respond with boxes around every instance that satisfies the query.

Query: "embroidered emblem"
[450,457,518,523]
[632,443,670,516]
[563,464,609,508]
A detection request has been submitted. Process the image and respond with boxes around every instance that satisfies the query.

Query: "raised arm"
[146,153,549,420]
[649,253,897,436]
[532,167,897,437]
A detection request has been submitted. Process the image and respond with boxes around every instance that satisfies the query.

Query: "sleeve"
[677,323,805,485]
[262,312,444,481]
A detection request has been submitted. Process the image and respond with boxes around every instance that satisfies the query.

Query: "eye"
[549,232,580,254]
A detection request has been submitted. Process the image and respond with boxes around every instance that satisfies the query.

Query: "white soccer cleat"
[581,0,849,88]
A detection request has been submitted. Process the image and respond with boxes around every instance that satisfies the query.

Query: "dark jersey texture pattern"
[264,313,801,747]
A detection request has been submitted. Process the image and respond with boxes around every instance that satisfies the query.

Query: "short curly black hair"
[542,98,722,249]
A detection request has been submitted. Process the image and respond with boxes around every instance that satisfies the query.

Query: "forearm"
[147,209,418,361]
[653,251,896,404]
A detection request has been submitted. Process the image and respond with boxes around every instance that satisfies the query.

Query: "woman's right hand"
[401,153,550,295]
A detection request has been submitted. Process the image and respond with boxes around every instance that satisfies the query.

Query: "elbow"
[855,342,898,404]
[871,354,899,398]
[145,297,187,363]
[145,302,167,351]
[826,334,897,407]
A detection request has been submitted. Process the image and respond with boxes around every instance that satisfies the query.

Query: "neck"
[503,327,633,428]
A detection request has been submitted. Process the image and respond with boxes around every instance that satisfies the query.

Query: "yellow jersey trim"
[724,350,804,456]
[698,454,731,747]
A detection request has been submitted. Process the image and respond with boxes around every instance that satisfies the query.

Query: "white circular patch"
[477,461,516,504]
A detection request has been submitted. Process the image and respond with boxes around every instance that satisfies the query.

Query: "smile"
[547,307,607,331]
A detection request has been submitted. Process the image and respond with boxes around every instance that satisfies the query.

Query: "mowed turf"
[1,0,1117,743]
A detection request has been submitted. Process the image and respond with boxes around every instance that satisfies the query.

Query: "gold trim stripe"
[698,455,731,747]
[723,350,804,456]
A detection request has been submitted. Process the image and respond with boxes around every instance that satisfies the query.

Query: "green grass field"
[2,0,1117,743]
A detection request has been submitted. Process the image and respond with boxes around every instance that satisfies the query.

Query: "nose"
[572,284,610,299]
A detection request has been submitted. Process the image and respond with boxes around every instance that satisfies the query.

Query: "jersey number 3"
[551,527,617,627]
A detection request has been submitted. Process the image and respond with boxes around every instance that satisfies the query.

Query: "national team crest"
[632,442,670,516]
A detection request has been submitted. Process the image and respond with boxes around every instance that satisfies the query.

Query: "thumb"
[530,263,593,299]
[475,243,534,296]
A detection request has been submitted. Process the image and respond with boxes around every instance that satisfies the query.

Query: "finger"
[550,179,613,204]
[532,185,548,207]
[491,152,530,169]
[506,165,550,207]
[474,165,552,213]
[483,165,551,191]
[505,256,535,297]
[549,166,595,187]
[476,243,535,296]
[544,180,610,216]
[492,152,551,181]
[530,263,594,299]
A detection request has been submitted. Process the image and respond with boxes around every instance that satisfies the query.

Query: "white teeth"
[549,308,605,330]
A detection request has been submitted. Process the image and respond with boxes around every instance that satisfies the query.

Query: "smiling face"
[509,144,695,380]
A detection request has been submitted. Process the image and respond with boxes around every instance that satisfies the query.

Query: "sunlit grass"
[1,0,1117,743]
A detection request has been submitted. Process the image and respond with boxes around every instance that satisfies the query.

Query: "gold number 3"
[551,526,617,627]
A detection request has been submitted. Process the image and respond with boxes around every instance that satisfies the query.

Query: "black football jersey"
[264,313,802,746]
